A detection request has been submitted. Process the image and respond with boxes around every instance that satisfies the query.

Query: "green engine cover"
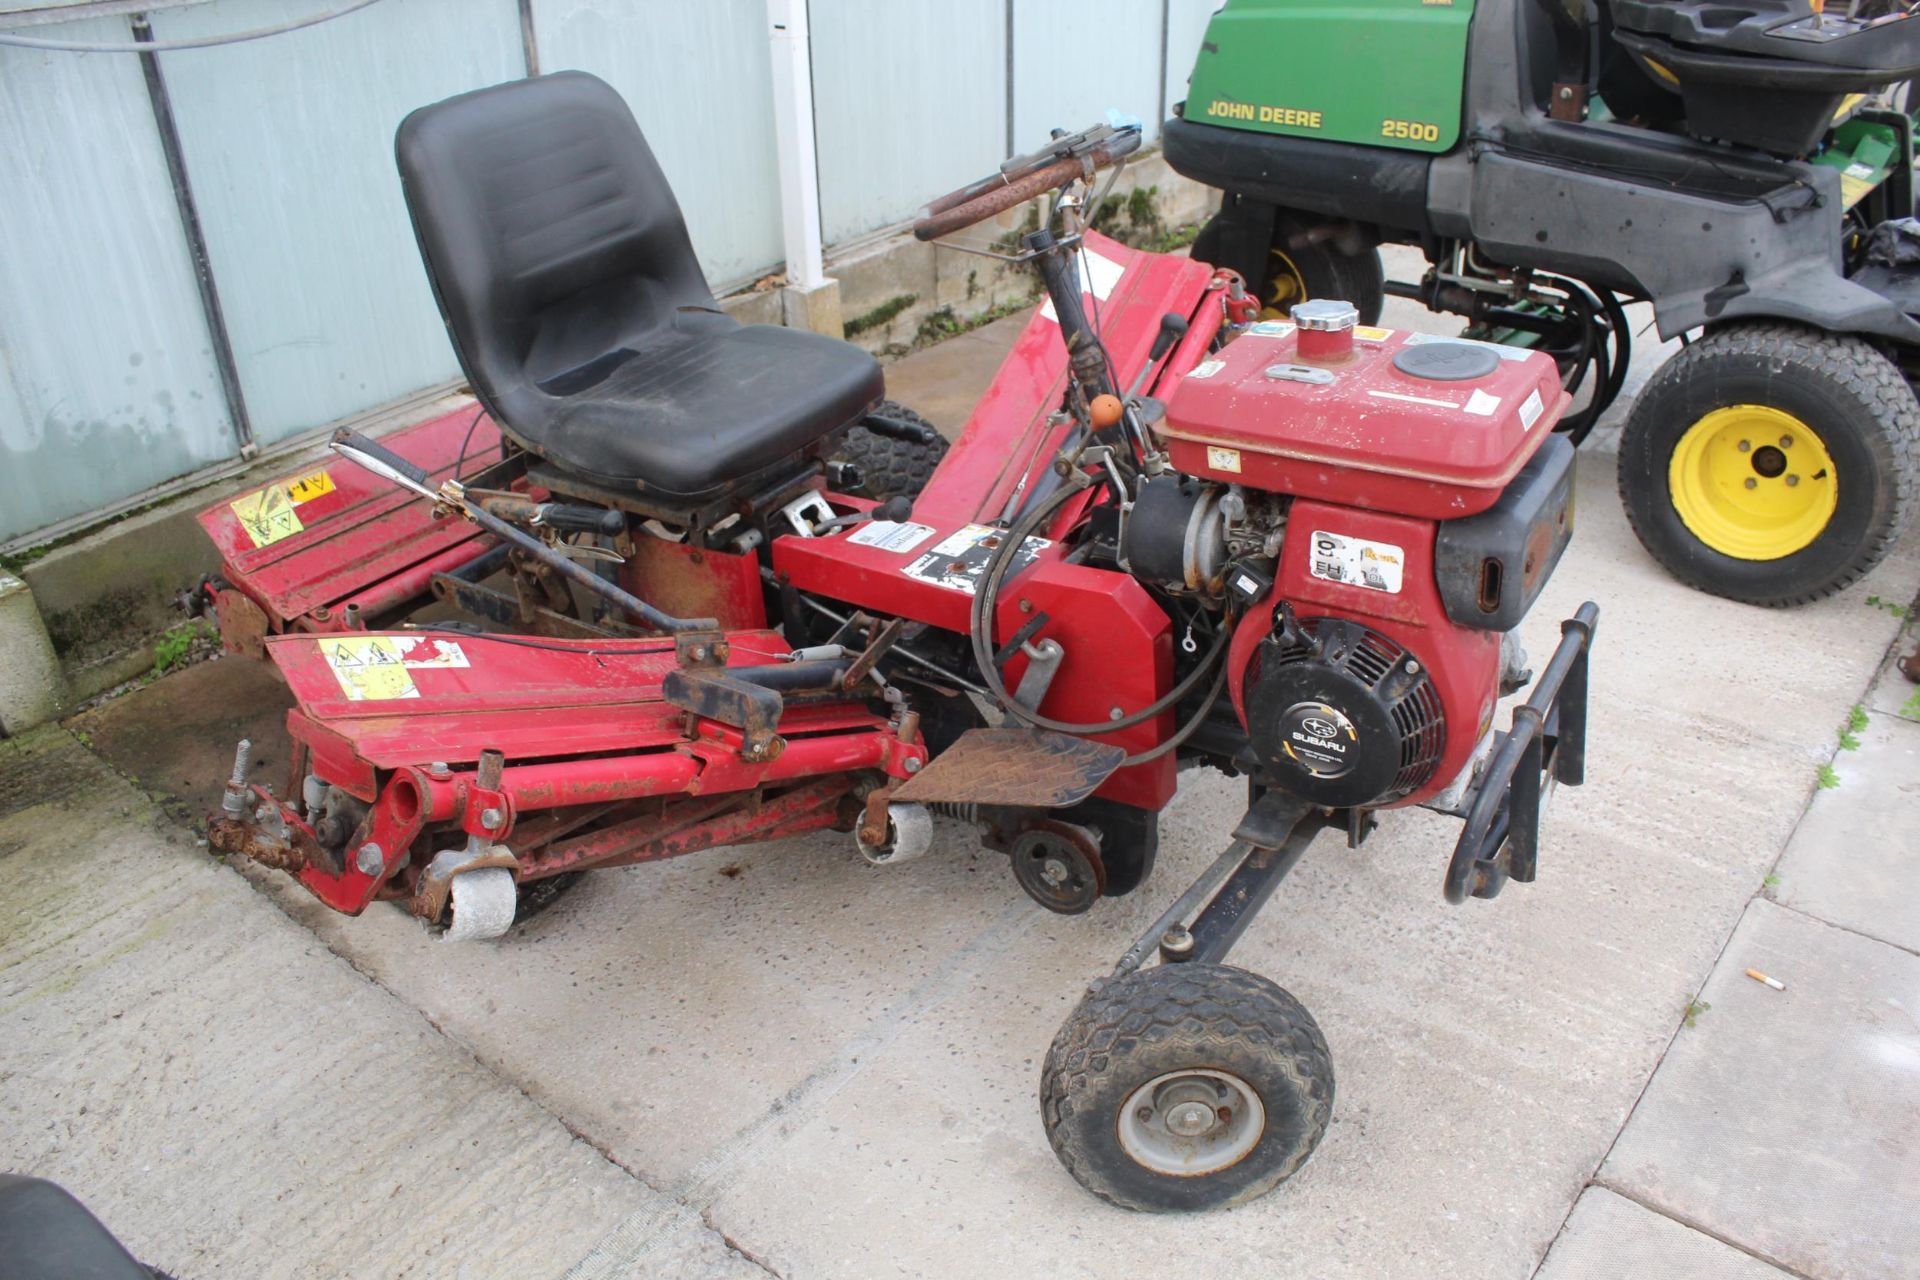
[1183,0,1475,154]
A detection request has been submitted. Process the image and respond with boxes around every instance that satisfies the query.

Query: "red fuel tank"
[1159,310,1569,518]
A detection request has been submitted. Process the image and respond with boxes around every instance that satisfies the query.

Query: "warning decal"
[322,636,420,701]
[902,524,1050,595]
[846,520,937,554]
[1308,530,1405,594]
[230,468,336,548]
[395,637,470,669]
[230,484,304,549]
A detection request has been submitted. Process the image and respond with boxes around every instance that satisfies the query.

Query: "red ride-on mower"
[196,72,1597,1212]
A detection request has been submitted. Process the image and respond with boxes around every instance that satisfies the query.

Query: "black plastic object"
[1162,116,1435,234]
[537,502,626,536]
[396,72,883,500]
[1242,617,1445,807]
[1610,0,1920,71]
[1611,28,1918,154]
[1392,341,1502,382]
[0,1175,155,1280]
[335,428,430,489]
[1434,434,1577,631]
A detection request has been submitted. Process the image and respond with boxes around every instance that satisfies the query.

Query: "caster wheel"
[1041,963,1333,1212]
[443,866,517,943]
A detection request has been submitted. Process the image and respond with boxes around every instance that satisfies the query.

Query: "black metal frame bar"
[1444,601,1599,905]
[132,14,255,457]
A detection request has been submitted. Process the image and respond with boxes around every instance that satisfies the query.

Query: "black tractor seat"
[396,71,882,503]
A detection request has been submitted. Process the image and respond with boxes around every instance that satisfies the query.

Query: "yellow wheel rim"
[1668,405,1838,560]
[1261,248,1308,320]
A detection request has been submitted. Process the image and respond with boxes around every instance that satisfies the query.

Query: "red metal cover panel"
[775,231,1216,636]
[198,405,501,622]
[267,628,879,768]
[1160,324,1569,518]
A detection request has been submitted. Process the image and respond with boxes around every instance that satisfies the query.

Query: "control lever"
[1128,312,1190,398]
[534,502,625,537]
[330,429,716,633]
[813,495,914,535]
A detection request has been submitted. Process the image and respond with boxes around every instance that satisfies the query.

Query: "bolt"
[1109,707,1124,722]
[690,645,708,662]
[227,739,252,788]
[1406,659,1421,674]
[1019,598,1033,614]
[1136,1106,1155,1123]
[221,739,253,817]
[1780,436,1793,449]
[1745,477,1758,489]
[1738,440,1751,453]
[904,757,922,774]
[355,843,384,876]
[1785,474,1800,487]
[480,807,504,831]
[428,761,451,778]
[1160,925,1195,957]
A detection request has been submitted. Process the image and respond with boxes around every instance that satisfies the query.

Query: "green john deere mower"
[1169,0,1920,606]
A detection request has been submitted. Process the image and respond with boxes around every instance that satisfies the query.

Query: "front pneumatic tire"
[1041,963,1333,1212]
[1618,323,1919,606]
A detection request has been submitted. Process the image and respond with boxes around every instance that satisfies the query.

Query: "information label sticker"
[903,524,1050,595]
[1206,446,1244,473]
[284,468,336,505]
[230,484,304,549]
[1353,325,1396,342]
[230,468,336,548]
[1519,387,1545,430]
[1464,388,1502,417]
[1187,359,1227,380]
[321,636,420,701]
[1308,530,1405,594]
[1246,321,1296,338]
[846,520,936,554]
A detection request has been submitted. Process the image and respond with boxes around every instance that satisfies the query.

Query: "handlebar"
[912,122,1142,242]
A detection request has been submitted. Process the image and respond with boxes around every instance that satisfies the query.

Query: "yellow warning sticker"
[321,636,420,702]
[285,468,335,505]
[230,484,304,548]
[1206,446,1244,474]
[1354,326,1396,342]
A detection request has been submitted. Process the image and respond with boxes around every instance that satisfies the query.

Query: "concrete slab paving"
[1772,707,1920,953]
[0,728,761,1280]
[166,457,1911,1280]
[1536,1187,1794,1280]
[48,280,1920,1277]
[1602,898,1920,1280]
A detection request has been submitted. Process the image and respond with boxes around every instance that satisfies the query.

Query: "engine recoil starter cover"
[1243,615,1445,808]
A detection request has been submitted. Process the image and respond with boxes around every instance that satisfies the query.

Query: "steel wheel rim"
[1669,404,1838,560]
[1116,1067,1267,1177]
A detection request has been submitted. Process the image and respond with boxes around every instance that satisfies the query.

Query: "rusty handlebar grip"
[912,156,1086,242]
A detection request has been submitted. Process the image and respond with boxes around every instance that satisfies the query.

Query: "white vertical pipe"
[766,0,826,290]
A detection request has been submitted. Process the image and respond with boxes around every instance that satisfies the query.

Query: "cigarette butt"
[1746,968,1786,991]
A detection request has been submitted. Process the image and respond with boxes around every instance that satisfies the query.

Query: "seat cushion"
[495,318,884,499]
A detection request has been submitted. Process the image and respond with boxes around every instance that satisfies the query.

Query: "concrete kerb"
[0,571,65,734]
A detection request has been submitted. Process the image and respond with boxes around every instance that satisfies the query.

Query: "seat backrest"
[395,71,717,401]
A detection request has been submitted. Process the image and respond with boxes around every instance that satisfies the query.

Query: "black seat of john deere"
[396,71,882,501]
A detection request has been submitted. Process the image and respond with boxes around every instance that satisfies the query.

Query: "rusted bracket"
[841,616,906,691]
[662,668,786,763]
[674,629,731,668]
[411,844,520,922]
